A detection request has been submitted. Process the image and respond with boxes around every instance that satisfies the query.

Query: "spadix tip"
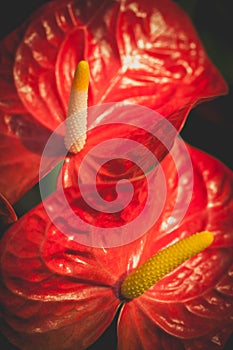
[72,60,90,92]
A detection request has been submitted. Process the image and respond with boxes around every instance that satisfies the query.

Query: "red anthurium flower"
[0,139,232,350]
[0,1,232,350]
[0,0,227,204]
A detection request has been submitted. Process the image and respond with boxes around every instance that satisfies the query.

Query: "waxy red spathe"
[0,1,232,349]
[0,0,227,204]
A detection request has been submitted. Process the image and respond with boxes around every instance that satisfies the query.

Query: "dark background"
[0,0,232,349]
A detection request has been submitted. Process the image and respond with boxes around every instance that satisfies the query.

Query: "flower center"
[64,60,90,153]
[120,231,214,300]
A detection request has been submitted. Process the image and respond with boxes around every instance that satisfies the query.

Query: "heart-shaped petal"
[117,142,233,350]
[0,0,228,204]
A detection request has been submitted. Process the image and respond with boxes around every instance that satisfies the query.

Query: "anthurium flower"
[0,1,232,350]
[0,139,232,350]
[0,0,227,204]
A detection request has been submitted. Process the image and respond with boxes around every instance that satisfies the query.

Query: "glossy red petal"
[0,26,46,203]
[0,0,228,204]
[13,0,114,130]
[117,142,233,350]
[0,19,65,203]
[118,302,233,350]
[97,0,227,110]
[182,327,233,350]
[0,110,64,204]
[117,302,185,350]
[0,196,122,350]
[0,283,119,350]
[60,104,188,190]
[14,0,227,130]
[0,180,155,349]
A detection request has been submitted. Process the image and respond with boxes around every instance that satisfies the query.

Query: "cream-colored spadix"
[64,60,89,153]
